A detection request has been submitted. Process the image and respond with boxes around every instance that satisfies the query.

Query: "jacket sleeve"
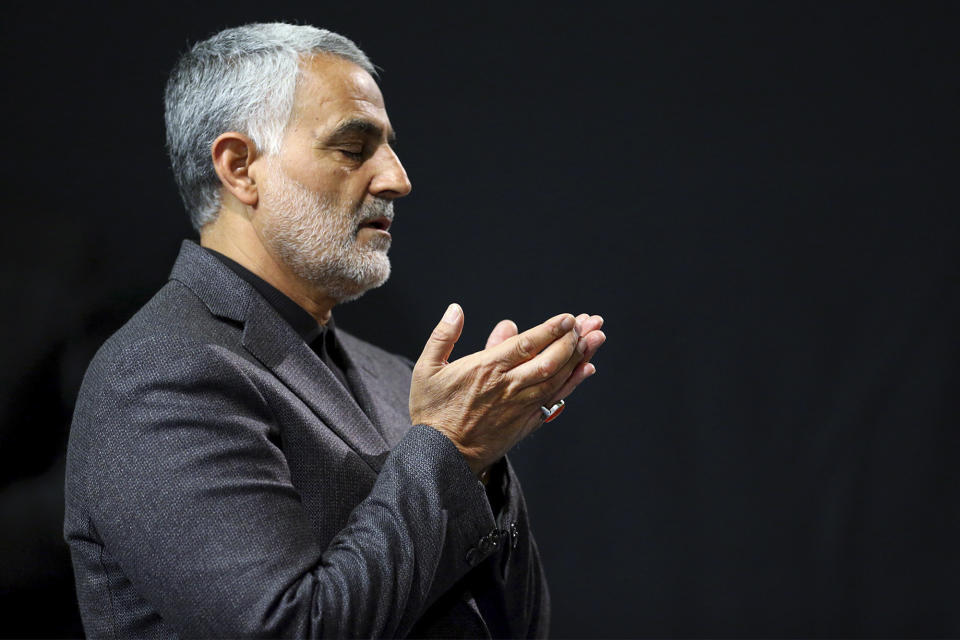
[66,336,502,638]
[398,354,551,638]
[473,458,552,638]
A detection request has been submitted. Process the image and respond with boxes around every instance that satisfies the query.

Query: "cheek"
[338,177,375,212]
[311,169,361,203]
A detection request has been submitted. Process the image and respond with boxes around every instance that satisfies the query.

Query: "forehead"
[288,53,389,133]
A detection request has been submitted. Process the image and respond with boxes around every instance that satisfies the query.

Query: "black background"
[1,1,957,637]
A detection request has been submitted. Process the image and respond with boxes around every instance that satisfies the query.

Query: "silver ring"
[540,399,565,420]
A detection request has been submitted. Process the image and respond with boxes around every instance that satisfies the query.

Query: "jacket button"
[478,530,500,554]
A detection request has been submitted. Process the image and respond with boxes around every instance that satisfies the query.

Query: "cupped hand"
[409,304,585,475]
[485,313,606,406]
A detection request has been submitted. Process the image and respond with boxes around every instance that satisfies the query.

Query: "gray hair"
[164,23,375,231]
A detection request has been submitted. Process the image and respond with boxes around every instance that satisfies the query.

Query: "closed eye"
[337,149,364,160]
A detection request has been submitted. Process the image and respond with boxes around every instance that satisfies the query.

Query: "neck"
[200,208,337,326]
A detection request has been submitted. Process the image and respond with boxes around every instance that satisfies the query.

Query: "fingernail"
[442,303,460,325]
[587,363,597,376]
[577,336,587,354]
[561,315,574,331]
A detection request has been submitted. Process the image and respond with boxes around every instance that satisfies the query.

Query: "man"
[65,23,605,638]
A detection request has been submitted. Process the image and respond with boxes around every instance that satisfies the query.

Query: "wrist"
[421,423,489,477]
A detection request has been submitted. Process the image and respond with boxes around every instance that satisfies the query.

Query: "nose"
[369,145,412,199]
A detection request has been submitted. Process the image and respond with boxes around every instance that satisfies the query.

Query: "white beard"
[258,161,393,303]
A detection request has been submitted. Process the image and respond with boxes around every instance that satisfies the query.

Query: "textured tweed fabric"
[64,240,549,638]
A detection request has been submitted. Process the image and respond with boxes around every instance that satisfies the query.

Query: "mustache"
[356,198,394,225]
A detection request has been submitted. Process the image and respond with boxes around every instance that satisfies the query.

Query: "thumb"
[416,303,464,371]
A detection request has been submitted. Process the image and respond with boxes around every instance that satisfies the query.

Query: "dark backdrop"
[1,1,957,637]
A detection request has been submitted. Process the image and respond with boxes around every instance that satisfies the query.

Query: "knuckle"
[553,321,567,338]
[515,335,533,359]
[536,359,554,380]
[523,381,548,402]
[503,377,523,398]
[478,364,500,388]
[490,358,509,376]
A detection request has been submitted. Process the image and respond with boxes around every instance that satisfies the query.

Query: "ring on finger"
[540,399,566,423]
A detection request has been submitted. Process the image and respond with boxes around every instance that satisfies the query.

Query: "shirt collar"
[204,248,327,344]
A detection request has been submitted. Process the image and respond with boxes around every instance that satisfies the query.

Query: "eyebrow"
[325,118,397,146]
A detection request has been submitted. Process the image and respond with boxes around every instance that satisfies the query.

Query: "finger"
[574,313,589,335]
[508,326,582,392]
[548,361,597,405]
[539,331,605,405]
[543,331,604,401]
[511,327,605,401]
[484,319,518,350]
[488,313,576,368]
[415,303,464,372]
[578,314,604,336]
[578,329,606,364]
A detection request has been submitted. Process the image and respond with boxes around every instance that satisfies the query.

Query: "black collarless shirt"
[205,248,353,394]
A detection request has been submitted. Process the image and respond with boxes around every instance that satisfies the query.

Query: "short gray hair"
[164,23,375,231]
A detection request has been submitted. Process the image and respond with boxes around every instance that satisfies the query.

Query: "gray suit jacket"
[64,240,549,638]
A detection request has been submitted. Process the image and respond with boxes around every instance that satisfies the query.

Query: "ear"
[210,132,259,207]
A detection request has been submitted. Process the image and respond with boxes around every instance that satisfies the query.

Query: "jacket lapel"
[169,240,390,473]
[336,335,413,449]
[241,306,391,473]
